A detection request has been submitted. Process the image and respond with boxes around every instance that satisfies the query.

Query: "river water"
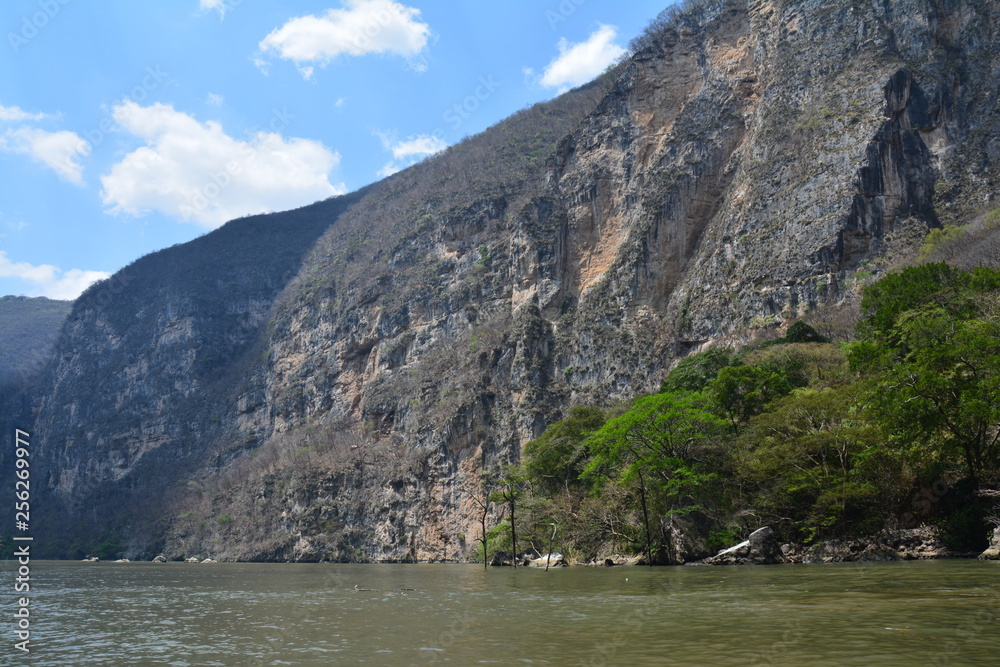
[1,559,998,665]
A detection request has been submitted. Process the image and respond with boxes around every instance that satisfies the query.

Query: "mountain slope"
[0,295,72,387]
[9,0,1000,560]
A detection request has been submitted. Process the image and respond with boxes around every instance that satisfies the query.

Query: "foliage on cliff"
[506,264,1000,563]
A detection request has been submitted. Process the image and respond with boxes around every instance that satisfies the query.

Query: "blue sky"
[0,0,672,299]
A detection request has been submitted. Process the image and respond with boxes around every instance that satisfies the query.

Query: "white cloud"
[100,102,346,228]
[251,55,270,75]
[199,0,229,19]
[377,163,402,179]
[258,0,432,77]
[206,92,224,106]
[389,135,447,160]
[540,25,626,92]
[0,103,47,122]
[0,251,109,300]
[375,131,446,178]
[334,98,346,109]
[0,126,89,184]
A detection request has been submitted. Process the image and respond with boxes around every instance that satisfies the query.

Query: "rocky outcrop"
[978,526,1000,560]
[803,527,952,563]
[702,526,786,565]
[590,554,647,567]
[8,0,1000,560]
[526,553,569,568]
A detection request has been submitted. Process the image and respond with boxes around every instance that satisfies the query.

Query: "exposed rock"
[702,526,786,565]
[489,551,513,567]
[978,526,1000,560]
[589,553,646,567]
[527,553,568,568]
[152,555,167,563]
[804,526,951,563]
[185,557,200,563]
[659,515,712,564]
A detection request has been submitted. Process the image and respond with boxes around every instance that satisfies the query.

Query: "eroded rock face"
[803,527,952,563]
[978,527,1000,560]
[13,0,1000,560]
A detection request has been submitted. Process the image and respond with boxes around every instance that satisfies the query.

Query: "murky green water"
[1,560,998,665]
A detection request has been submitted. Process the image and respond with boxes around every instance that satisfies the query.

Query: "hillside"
[0,295,72,387]
[5,0,1000,561]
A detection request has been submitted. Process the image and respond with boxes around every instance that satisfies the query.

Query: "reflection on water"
[0,559,998,665]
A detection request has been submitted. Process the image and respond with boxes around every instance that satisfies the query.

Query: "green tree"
[523,406,605,495]
[848,264,1000,487]
[782,321,828,344]
[661,348,734,393]
[739,385,891,542]
[489,466,527,566]
[584,391,726,564]
[708,363,799,433]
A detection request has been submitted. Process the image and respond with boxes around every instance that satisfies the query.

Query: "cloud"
[258,0,432,77]
[389,134,447,160]
[0,103,47,122]
[199,0,229,19]
[0,126,90,184]
[375,131,446,178]
[539,25,626,92]
[251,55,270,75]
[100,102,346,228]
[0,251,110,300]
[206,92,224,106]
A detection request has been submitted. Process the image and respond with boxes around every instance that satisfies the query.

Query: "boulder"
[701,526,786,565]
[978,526,1000,560]
[659,515,711,564]
[527,553,568,568]
[588,552,646,566]
[185,557,200,563]
[152,555,167,563]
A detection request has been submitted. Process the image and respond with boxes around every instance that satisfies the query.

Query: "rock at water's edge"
[978,527,1000,560]
[701,526,786,565]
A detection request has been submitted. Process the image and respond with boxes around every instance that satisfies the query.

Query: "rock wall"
[12,0,1000,560]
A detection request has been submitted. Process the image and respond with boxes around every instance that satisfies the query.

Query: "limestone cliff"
[7,0,1000,561]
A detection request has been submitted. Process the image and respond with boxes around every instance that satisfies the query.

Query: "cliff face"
[10,0,1000,560]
